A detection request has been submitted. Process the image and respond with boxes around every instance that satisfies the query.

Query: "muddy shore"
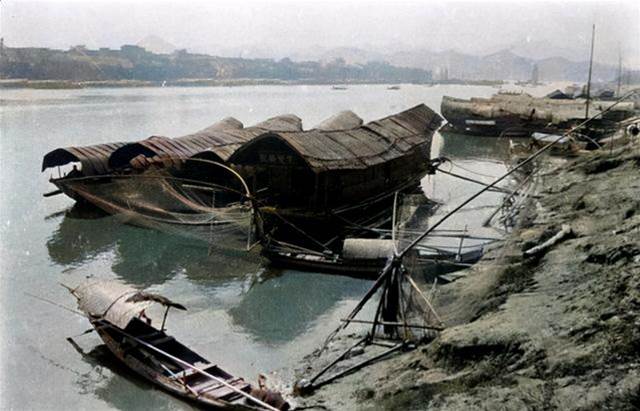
[295,137,640,410]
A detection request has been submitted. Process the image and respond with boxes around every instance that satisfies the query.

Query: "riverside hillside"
[0,43,431,85]
[297,130,640,410]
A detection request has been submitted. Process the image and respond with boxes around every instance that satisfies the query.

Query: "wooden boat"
[44,106,442,256]
[42,116,285,205]
[230,104,442,249]
[440,93,636,138]
[69,281,289,410]
[263,237,487,279]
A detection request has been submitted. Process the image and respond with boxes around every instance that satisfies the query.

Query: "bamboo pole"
[308,336,368,386]
[406,275,443,326]
[340,318,443,331]
[585,24,596,119]
[312,343,405,389]
[435,167,511,194]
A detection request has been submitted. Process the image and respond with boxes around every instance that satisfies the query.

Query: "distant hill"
[507,39,587,62]
[285,45,619,82]
[124,35,624,82]
[136,35,177,54]
[1,36,626,84]
[0,44,432,84]
[317,47,386,65]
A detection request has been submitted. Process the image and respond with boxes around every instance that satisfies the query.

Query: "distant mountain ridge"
[128,35,630,82]
[136,35,177,54]
[2,33,632,83]
[288,46,620,82]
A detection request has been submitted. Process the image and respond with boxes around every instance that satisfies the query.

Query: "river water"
[0,83,558,410]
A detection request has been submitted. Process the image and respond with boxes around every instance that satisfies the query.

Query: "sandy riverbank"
[295,131,640,410]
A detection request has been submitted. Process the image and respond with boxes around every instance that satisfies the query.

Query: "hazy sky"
[2,0,639,66]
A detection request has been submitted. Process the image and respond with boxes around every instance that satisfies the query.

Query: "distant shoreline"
[0,78,505,90]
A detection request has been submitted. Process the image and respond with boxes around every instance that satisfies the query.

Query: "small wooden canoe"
[69,281,288,410]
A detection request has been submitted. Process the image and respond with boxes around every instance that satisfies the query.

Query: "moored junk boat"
[68,281,289,410]
[42,105,442,253]
[228,104,443,254]
[40,115,302,236]
[41,116,269,206]
[440,92,637,138]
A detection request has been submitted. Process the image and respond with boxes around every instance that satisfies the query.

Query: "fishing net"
[70,164,256,252]
[384,185,505,342]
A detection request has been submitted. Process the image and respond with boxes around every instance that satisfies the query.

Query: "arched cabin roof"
[73,280,185,329]
[108,115,302,170]
[108,117,250,169]
[312,110,363,131]
[252,114,303,132]
[42,142,129,175]
[229,104,442,173]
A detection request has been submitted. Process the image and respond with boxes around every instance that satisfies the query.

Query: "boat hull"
[93,320,260,410]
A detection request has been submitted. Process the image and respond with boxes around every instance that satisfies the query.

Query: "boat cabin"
[229,104,442,211]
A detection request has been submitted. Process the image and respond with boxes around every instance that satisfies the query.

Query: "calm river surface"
[0,83,558,410]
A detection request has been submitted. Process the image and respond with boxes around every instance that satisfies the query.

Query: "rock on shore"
[297,140,640,410]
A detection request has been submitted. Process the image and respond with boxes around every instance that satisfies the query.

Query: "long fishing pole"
[24,291,86,317]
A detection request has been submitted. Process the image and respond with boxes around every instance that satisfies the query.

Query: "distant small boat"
[331,85,348,90]
[68,281,289,410]
[387,85,401,90]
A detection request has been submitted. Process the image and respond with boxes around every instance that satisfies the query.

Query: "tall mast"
[585,24,595,118]
[617,48,623,97]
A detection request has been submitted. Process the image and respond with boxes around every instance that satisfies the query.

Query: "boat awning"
[72,281,186,329]
[229,104,443,172]
[42,142,128,175]
[107,116,286,170]
[312,110,363,131]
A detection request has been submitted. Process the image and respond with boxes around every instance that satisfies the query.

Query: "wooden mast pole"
[617,48,623,98]
[585,24,596,119]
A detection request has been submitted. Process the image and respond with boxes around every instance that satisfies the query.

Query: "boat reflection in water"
[228,270,371,345]
[47,203,262,287]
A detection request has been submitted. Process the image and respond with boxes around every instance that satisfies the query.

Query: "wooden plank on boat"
[210,383,252,400]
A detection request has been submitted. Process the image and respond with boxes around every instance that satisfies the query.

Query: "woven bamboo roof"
[42,142,128,175]
[73,280,185,329]
[229,104,442,172]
